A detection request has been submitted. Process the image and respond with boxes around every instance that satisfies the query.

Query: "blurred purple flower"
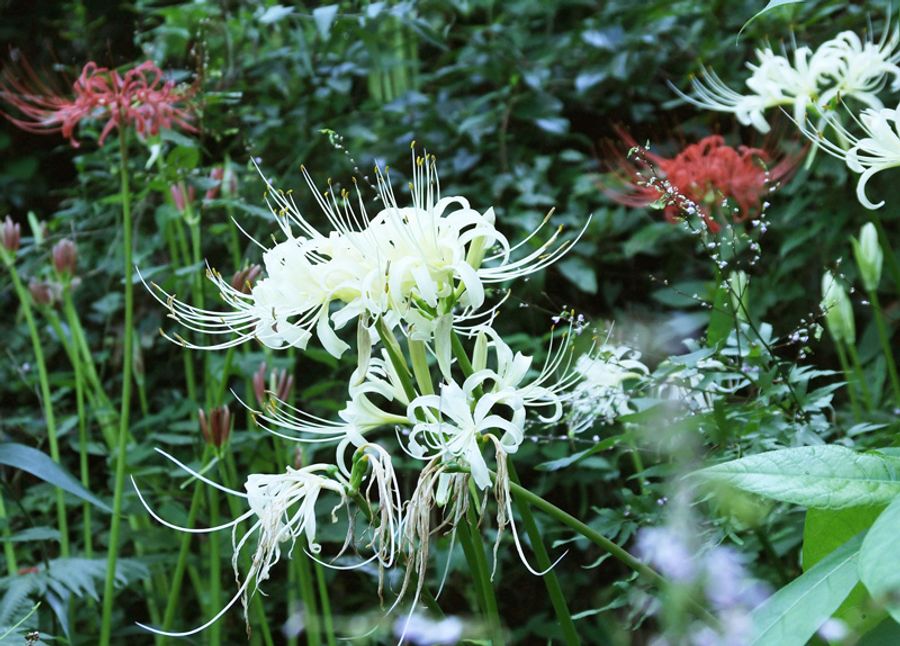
[636,527,698,582]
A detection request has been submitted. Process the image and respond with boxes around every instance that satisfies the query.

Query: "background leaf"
[695,446,900,509]
[859,496,900,623]
[751,533,863,646]
[0,444,111,513]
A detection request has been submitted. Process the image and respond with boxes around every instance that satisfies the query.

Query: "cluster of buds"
[170,184,197,213]
[28,278,62,307]
[204,166,239,201]
[51,238,77,277]
[253,361,294,407]
[229,264,261,295]
[0,57,195,147]
[199,406,232,448]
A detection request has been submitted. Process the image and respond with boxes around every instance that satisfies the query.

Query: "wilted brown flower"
[199,405,232,448]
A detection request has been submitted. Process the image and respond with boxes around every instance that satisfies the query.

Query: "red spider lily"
[0,57,195,147]
[602,130,796,232]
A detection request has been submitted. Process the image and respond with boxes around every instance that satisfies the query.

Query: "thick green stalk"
[868,290,900,404]
[295,550,321,646]
[314,561,336,646]
[408,338,435,395]
[100,127,136,646]
[0,494,18,575]
[5,264,70,558]
[375,318,417,401]
[458,507,504,644]
[207,486,222,646]
[845,343,873,410]
[161,459,206,636]
[62,288,93,558]
[507,464,579,645]
[505,478,719,627]
[834,342,862,421]
[868,214,900,297]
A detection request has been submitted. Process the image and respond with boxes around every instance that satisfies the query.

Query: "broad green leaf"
[694,446,900,509]
[859,496,900,622]
[312,5,339,40]
[859,617,900,645]
[751,533,863,646]
[803,507,887,635]
[0,444,111,513]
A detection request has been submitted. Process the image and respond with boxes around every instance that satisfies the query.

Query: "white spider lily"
[465,324,585,423]
[406,380,523,490]
[798,103,900,209]
[567,346,648,433]
[149,149,585,358]
[673,25,900,134]
[133,450,350,637]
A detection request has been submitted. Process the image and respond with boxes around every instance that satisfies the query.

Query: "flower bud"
[199,406,232,448]
[851,223,883,292]
[28,278,60,307]
[230,264,261,294]
[821,271,855,344]
[205,167,225,201]
[253,361,294,406]
[2,216,21,256]
[170,184,196,212]
[52,238,77,276]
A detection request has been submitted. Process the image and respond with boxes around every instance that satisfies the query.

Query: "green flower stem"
[100,126,136,646]
[834,342,862,421]
[207,486,223,646]
[314,560,337,646]
[867,289,900,404]
[62,287,93,558]
[0,493,18,575]
[408,338,435,395]
[845,343,873,410]
[375,318,417,401]
[296,549,321,646]
[458,505,504,645]
[161,454,206,637]
[5,262,70,559]
[507,463,578,645]
[868,214,900,297]
[505,478,719,627]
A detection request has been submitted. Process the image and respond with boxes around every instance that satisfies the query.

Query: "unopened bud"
[52,238,77,276]
[821,271,855,344]
[2,216,21,256]
[199,406,232,448]
[205,167,225,201]
[170,184,196,212]
[231,264,261,294]
[253,361,294,406]
[28,278,60,307]
[851,223,883,292]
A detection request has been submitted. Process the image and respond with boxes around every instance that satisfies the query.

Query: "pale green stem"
[507,464,578,645]
[62,286,93,558]
[0,493,18,575]
[834,342,862,421]
[314,561,337,646]
[408,338,434,395]
[5,262,70,558]
[100,126,136,646]
[458,502,504,644]
[845,343,873,410]
[868,290,900,405]
[207,486,222,646]
[505,478,719,627]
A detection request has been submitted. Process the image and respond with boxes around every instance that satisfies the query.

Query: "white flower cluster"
[674,21,900,210]
[675,25,900,133]
[566,345,648,432]
[136,149,593,637]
